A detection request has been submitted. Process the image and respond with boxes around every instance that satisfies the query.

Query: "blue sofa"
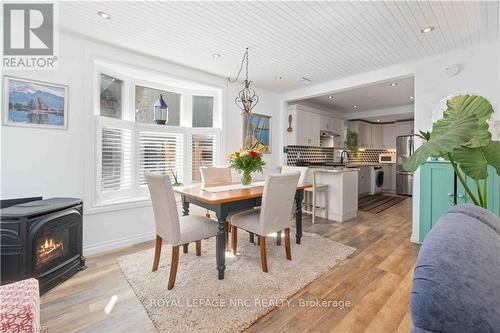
[411,204,500,333]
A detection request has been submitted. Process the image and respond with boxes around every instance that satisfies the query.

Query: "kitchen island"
[310,167,359,222]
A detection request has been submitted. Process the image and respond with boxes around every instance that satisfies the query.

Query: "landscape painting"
[243,113,271,153]
[4,76,68,129]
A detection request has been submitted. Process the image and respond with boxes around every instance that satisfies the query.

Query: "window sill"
[85,196,151,215]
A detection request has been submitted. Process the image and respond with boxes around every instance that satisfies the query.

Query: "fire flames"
[37,237,64,265]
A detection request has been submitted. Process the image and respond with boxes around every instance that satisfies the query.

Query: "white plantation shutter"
[191,133,217,182]
[138,131,183,185]
[100,125,132,193]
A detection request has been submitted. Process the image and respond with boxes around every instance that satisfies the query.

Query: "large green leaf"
[439,95,494,148]
[403,115,477,172]
[453,141,500,179]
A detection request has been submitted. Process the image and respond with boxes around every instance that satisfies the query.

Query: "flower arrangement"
[229,149,266,185]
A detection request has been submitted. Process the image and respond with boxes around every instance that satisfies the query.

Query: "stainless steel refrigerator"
[396,135,414,196]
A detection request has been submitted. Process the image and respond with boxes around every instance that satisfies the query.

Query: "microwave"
[379,153,396,164]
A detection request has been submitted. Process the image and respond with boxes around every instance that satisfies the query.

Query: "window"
[135,85,180,126]
[100,74,122,119]
[192,96,214,127]
[191,134,217,182]
[94,65,220,207]
[138,131,183,185]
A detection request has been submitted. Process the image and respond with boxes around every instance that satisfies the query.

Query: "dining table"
[173,181,312,280]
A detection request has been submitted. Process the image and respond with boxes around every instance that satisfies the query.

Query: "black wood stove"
[0,197,86,293]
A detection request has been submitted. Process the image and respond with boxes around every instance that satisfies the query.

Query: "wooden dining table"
[173,182,312,280]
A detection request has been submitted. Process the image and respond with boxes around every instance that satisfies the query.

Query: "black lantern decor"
[153,94,168,125]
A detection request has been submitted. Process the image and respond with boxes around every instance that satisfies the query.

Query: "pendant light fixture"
[228,47,259,114]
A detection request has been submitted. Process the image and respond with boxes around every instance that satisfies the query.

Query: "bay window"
[94,66,221,206]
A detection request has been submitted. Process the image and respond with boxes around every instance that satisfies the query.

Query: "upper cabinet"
[382,125,396,149]
[396,121,414,136]
[349,120,414,150]
[358,122,372,148]
[287,104,345,147]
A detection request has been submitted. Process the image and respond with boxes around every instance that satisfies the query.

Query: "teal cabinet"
[419,161,499,243]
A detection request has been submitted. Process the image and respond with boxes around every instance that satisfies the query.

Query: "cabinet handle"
[447,193,453,197]
[458,194,465,198]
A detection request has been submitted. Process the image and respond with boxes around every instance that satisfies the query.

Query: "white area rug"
[118,231,355,333]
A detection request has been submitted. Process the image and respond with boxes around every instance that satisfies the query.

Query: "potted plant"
[170,170,183,187]
[229,149,266,185]
[404,94,500,208]
[345,130,358,156]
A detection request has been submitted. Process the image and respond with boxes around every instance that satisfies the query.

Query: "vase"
[241,171,252,185]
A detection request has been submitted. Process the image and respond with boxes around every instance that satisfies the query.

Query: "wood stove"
[0,197,86,293]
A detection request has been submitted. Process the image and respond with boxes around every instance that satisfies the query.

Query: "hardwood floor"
[41,198,418,333]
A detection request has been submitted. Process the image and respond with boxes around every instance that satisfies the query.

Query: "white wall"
[281,40,500,243]
[222,83,281,173]
[1,32,282,254]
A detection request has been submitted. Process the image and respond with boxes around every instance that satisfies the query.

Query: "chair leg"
[276,230,281,246]
[196,240,201,256]
[205,209,211,218]
[284,228,292,260]
[257,236,260,246]
[225,222,229,251]
[231,226,238,255]
[152,235,162,271]
[249,232,254,244]
[259,236,268,273]
[168,246,180,290]
[312,190,316,224]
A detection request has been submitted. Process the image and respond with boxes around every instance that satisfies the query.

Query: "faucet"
[340,150,350,164]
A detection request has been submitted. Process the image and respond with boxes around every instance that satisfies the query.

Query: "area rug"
[118,230,355,333]
[358,193,407,214]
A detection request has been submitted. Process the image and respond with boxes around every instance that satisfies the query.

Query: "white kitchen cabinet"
[371,126,383,149]
[358,166,370,195]
[358,123,372,148]
[381,165,393,191]
[287,104,344,147]
[396,121,414,136]
[382,125,396,149]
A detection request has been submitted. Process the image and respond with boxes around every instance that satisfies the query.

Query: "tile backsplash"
[286,146,393,165]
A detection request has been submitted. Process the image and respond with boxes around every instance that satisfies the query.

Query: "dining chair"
[200,166,232,249]
[278,165,309,244]
[230,172,300,272]
[145,172,218,289]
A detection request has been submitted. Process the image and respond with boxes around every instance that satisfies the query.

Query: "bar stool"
[303,169,328,224]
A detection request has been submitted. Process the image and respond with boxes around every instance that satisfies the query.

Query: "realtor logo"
[2,2,58,69]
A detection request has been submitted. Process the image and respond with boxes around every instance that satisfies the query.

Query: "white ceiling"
[59,1,499,92]
[300,76,415,113]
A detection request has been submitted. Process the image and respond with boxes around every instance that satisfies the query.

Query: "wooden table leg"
[295,189,304,244]
[182,198,190,253]
[215,210,228,280]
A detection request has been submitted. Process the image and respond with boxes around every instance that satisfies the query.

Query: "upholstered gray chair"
[145,172,217,289]
[200,166,232,248]
[230,172,300,272]
[200,166,232,187]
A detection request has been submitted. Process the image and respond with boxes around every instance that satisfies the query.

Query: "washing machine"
[369,166,384,195]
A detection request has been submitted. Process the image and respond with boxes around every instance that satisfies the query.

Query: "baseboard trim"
[83,231,156,256]
[327,210,357,223]
[410,233,421,245]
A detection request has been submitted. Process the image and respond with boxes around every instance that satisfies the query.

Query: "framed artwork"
[243,113,271,153]
[3,76,68,129]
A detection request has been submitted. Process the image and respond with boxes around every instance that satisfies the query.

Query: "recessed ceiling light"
[410,96,414,100]
[377,119,381,122]
[421,26,434,33]
[274,76,282,80]
[328,95,334,99]
[353,105,358,108]
[97,11,111,19]
[212,53,221,58]
[389,82,398,87]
